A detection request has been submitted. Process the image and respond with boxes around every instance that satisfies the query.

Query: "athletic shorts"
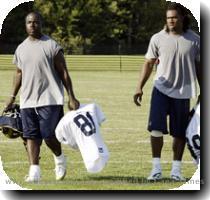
[147,87,190,138]
[21,105,64,139]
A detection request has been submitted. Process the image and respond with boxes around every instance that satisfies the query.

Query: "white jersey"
[186,103,200,165]
[55,103,109,173]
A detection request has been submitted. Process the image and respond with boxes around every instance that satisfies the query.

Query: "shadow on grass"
[88,175,188,184]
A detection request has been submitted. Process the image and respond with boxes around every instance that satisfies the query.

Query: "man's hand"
[68,97,80,111]
[4,96,16,112]
[133,90,143,106]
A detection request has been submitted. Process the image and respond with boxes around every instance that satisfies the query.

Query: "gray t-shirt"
[146,29,200,99]
[13,35,64,108]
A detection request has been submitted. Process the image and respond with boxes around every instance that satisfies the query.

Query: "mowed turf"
[0,70,198,190]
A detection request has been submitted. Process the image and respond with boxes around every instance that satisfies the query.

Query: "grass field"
[0,69,198,190]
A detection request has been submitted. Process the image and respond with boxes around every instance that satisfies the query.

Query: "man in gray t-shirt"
[134,3,200,181]
[5,12,80,182]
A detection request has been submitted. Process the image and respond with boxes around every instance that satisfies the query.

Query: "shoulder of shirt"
[186,29,200,40]
[15,35,55,50]
[43,35,55,41]
[15,37,30,51]
[43,35,63,52]
[79,103,99,113]
[44,35,61,45]
[150,29,167,40]
[40,35,57,45]
[65,103,98,116]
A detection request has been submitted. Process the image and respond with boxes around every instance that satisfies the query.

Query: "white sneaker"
[25,165,41,183]
[25,175,40,183]
[54,156,67,181]
[170,170,186,181]
[147,168,162,181]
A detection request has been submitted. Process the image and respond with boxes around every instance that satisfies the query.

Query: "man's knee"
[44,136,56,144]
[151,130,163,137]
[44,136,61,147]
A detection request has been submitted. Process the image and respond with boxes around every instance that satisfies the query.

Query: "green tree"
[1,0,199,54]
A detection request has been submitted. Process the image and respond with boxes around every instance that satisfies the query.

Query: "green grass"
[0,70,198,190]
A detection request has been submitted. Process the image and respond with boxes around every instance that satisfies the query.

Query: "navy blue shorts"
[148,87,190,138]
[21,105,64,139]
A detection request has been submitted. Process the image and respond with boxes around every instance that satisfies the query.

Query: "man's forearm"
[12,69,22,97]
[62,69,76,99]
[136,61,154,91]
[195,61,201,88]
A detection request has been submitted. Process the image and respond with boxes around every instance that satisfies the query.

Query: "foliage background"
[0,0,199,54]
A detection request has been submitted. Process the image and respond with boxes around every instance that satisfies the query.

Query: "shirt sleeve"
[13,49,22,69]
[145,34,159,60]
[56,114,78,149]
[63,124,78,148]
[195,39,200,62]
[51,39,63,58]
[95,104,106,125]
[55,120,65,143]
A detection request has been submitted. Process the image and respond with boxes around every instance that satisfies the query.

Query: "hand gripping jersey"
[186,103,200,165]
[55,103,109,173]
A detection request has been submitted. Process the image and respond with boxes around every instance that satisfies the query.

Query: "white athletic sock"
[29,165,40,177]
[53,153,65,165]
[171,160,181,173]
[152,157,161,171]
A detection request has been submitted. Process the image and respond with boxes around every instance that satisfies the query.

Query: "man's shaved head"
[25,12,43,25]
[25,11,43,39]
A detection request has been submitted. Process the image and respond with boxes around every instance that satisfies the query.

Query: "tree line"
[0,0,199,54]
